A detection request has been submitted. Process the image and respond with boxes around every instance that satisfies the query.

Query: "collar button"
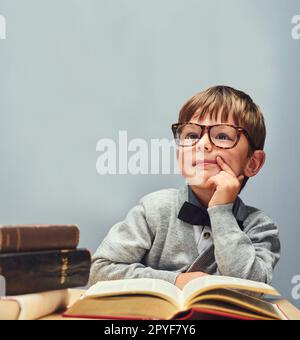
[203,232,211,240]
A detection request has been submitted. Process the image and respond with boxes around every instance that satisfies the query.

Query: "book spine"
[0,249,91,295]
[0,225,80,253]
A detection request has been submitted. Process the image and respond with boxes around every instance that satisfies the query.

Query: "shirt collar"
[178,186,248,230]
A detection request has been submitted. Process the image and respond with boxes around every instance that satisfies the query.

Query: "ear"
[244,150,266,178]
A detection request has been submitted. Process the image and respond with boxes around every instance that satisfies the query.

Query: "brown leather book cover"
[0,225,80,253]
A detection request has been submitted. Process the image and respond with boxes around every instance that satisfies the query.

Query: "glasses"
[171,123,257,150]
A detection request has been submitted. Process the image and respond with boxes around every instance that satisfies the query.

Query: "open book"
[63,276,287,320]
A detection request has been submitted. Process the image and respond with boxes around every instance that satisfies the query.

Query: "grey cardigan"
[89,186,280,286]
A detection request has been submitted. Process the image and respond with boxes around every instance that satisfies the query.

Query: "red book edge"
[62,306,259,321]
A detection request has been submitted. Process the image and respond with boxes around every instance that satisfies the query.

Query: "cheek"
[177,148,194,174]
[221,152,246,175]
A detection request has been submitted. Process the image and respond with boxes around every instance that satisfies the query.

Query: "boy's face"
[177,114,256,187]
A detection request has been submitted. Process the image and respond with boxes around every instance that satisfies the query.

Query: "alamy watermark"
[96,131,179,175]
[0,14,6,40]
[292,15,300,40]
[0,275,6,297]
[96,131,206,185]
[291,275,300,300]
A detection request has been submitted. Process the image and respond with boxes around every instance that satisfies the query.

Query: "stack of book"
[0,224,91,320]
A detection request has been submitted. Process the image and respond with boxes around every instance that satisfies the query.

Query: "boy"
[89,86,280,290]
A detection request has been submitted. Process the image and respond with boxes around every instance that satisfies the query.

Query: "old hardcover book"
[0,224,80,253]
[0,249,91,295]
[63,276,289,320]
[0,290,69,320]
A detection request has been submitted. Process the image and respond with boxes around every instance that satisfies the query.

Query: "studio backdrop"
[0,0,300,307]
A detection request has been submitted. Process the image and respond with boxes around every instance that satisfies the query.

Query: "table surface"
[39,289,300,321]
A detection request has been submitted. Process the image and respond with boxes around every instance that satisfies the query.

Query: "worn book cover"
[0,225,80,253]
[0,249,91,295]
[0,289,69,320]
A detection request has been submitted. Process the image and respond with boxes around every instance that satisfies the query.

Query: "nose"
[197,132,213,152]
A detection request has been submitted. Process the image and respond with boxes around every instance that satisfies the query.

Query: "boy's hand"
[205,156,245,209]
[175,272,209,290]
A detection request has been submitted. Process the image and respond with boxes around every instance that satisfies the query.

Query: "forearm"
[89,259,179,286]
[208,204,271,283]
[88,200,182,286]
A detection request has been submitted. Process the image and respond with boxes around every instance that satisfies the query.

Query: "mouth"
[194,159,218,167]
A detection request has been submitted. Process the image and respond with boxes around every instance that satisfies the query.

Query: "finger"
[202,176,217,190]
[238,175,245,185]
[208,175,225,190]
[216,156,236,177]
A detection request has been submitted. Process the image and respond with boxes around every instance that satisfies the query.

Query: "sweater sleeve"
[207,203,281,285]
[88,202,179,286]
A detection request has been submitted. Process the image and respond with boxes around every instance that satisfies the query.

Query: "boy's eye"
[215,133,232,141]
[185,133,200,140]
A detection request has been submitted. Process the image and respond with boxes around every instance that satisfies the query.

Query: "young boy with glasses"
[89,86,280,290]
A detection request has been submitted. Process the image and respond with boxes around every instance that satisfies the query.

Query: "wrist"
[207,202,234,212]
[208,199,235,208]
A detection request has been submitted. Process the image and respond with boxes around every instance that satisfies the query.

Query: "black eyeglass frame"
[171,123,257,150]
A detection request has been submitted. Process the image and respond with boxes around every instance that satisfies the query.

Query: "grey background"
[0,0,299,307]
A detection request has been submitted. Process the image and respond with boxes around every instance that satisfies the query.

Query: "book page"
[85,279,184,308]
[182,276,280,306]
[188,289,284,320]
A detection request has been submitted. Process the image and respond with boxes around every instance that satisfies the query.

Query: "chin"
[187,176,208,187]
[187,171,217,187]
[182,167,220,186]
